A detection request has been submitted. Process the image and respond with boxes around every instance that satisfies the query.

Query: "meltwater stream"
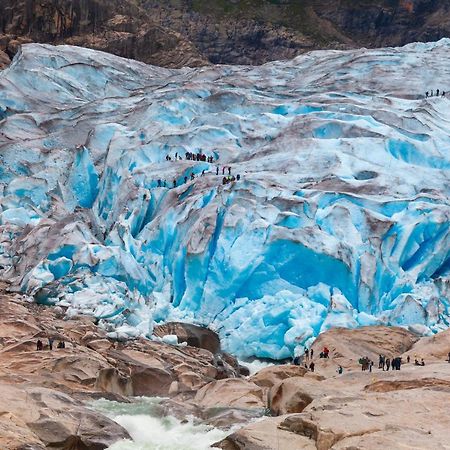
[92,398,231,450]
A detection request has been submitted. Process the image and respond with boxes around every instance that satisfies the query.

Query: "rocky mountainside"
[0,0,206,68]
[144,0,450,64]
[1,0,450,68]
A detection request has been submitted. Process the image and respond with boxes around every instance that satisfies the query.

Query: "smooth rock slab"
[194,378,265,410]
[0,383,129,450]
[250,364,307,389]
[213,415,315,450]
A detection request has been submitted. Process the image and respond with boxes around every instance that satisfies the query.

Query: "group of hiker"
[292,346,331,372]
[156,165,241,189]
[375,354,403,371]
[185,152,215,163]
[425,89,446,98]
[292,344,439,375]
[165,152,216,163]
[360,356,374,371]
[223,174,240,184]
[36,338,65,351]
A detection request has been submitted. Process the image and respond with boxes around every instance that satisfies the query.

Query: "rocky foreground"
[216,327,450,449]
[0,281,248,449]
[0,281,449,449]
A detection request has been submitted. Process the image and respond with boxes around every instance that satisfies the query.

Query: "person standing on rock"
[337,365,343,374]
[309,361,315,372]
[48,337,54,350]
[448,352,450,363]
[385,357,391,371]
[36,340,43,351]
[304,347,309,361]
[378,354,384,370]
[407,355,410,363]
[310,348,314,359]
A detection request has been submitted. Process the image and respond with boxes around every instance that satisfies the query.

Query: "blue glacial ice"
[1,42,450,359]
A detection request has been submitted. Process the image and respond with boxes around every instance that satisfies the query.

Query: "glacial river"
[92,397,230,450]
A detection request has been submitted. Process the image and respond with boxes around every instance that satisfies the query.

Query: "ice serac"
[1,42,450,359]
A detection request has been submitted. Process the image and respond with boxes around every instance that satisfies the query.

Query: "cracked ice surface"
[1,42,450,359]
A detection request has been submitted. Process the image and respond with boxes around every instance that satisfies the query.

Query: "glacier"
[0,41,450,359]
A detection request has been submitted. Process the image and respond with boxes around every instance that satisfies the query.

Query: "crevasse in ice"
[1,42,449,359]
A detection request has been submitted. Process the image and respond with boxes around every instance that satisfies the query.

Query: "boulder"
[250,365,307,389]
[95,368,133,396]
[153,322,221,353]
[269,377,325,415]
[213,415,315,450]
[0,383,129,449]
[130,366,174,396]
[173,363,211,392]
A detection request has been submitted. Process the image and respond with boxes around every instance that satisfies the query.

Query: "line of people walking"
[426,89,446,98]
[165,152,216,163]
[156,165,241,189]
[377,354,403,371]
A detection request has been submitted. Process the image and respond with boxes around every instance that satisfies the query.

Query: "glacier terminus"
[0,41,449,360]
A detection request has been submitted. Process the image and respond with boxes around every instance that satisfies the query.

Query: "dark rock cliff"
[1,0,450,68]
[0,0,206,67]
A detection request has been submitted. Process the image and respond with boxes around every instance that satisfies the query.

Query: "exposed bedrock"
[0,285,250,448]
[214,325,450,450]
[2,1,450,66]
